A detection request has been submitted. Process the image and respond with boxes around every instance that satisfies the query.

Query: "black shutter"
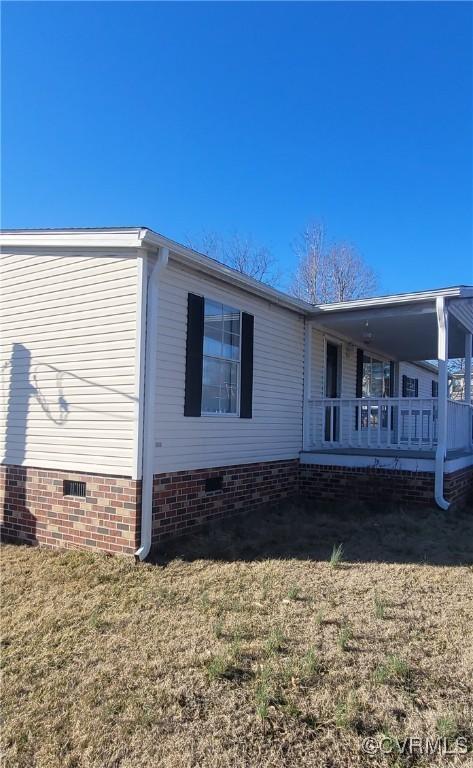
[389,362,396,397]
[414,378,419,398]
[240,312,254,418]
[356,348,364,398]
[354,348,364,430]
[402,375,408,398]
[184,293,204,417]
[432,380,438,397]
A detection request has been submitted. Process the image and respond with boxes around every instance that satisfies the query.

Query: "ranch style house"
[1,228,472,558]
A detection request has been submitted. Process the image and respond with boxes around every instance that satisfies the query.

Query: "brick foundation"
[0,465,141,554]
[299,462,473,509]
[1,458,471,555]
[152,459,299,542]
[444,464,473,507]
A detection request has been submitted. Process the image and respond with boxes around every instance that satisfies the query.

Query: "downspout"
[135,246,169,560]
[302,319,313,451]
[434,296,450,510]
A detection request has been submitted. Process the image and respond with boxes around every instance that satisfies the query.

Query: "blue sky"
[2,1,472,293]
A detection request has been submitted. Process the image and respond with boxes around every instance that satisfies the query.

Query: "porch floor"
[301,447,473,460]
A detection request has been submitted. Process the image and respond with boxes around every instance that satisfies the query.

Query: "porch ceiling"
[312,301,468,361]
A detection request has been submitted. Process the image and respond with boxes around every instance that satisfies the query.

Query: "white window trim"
[402,374,418,398]
[201,298,242,417]
[322,334,343,398]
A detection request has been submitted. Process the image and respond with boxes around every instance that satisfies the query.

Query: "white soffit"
[313,301,468,360]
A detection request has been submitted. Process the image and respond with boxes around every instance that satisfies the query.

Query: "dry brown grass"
[2,501,473,767]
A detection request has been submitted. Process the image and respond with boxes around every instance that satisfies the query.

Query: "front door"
[325,342,340,398]
[325,342,341,441]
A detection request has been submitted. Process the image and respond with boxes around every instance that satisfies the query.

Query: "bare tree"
[289,222,327,304]
[289,221,378,304]
[448,358,465,374]
[187,230,281,287]
[325,243,378,302]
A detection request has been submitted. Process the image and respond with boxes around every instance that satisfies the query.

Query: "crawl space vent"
[205,476,223,493]
[63,480,86,498]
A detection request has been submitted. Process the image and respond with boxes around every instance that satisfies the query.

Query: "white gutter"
[302,320,313,451]
[309,286,473,315]
[0,227,146,249]
[434,296,450,510]
[139,228,313,315]
[135,246,169,560]
[2,227,472,318]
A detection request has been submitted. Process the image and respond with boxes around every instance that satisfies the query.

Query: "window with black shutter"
[184,293,254,418]
[240,312,254,418]
[355,352,395,430]
[356,348,364,398]
[184,293,204,416]
[402,375,418,398]
[361,354,393,397]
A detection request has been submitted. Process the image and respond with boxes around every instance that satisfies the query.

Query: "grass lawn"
[2,502,473,767]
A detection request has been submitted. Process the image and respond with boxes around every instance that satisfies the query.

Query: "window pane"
[362,355,371,397]
[370,405,379,426]
[404,376,416,397]
[202,356,221,387]
[202,358,238,414]
[363,356,391,398]
[223,332,240,360]
[383,363,391,397]
[381,404,389,428]
[222,305,240,336]
[205,299,222,319]
[203,300,223,356]
[371,360,383,397]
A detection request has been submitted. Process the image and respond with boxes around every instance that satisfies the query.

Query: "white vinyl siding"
[153,260,305,472]
[310,329,437,400]
[0,252,138,474]
[399,362,437,398]
[310,329,357,399]
[309,328,357,441]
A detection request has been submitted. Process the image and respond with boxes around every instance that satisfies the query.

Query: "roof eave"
[2,227,471,316]
[141,228,313,314]
[309,286,473,316]
[0,227,145,249]
[0,227,313,315]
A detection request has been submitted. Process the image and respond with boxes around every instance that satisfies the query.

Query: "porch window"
[202,300,241,414]
[402,375,419,398]
[362,355,392,398]
[359,355,393,430]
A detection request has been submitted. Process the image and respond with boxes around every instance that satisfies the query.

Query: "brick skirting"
[1,458,471,555]
[0,465,141,554]
[151,459,299,543]
[444,464,473,507]
[299,462,473,509]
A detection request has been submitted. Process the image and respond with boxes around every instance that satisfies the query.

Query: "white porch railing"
[308,397,473,453]
[447,399,473,452]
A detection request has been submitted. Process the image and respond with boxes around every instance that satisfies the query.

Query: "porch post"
[465,332,472,403]
[303,320,313,451]
[435,296,449,509]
